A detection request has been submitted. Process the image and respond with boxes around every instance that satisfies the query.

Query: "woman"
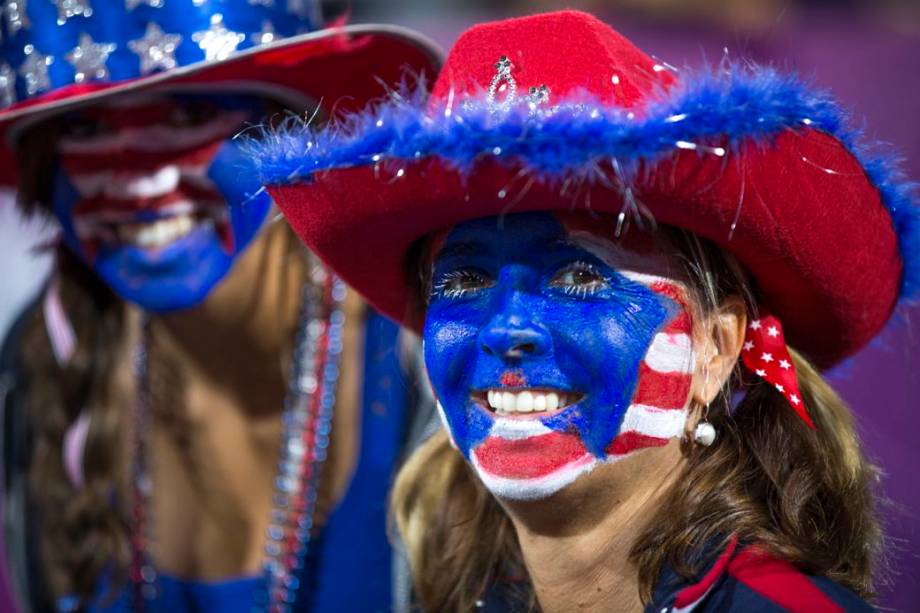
[254,10,916,612]
[0,1,439,611]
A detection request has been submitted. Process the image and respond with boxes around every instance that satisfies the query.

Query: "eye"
[549,261,609,298]
[169,99,217,127]
[60,114,110,139]
[432,268,493,300]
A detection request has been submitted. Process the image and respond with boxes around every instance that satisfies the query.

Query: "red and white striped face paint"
[564,219,695,458]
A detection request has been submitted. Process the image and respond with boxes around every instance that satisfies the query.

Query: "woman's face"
[49,93,272,311]
[423,212,697,501]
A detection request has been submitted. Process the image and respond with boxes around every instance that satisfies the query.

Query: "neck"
[502,442,684,613]
[152,221,306,412]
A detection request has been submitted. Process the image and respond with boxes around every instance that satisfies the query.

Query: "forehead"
[63,92,259,123]
[434,212,683,279]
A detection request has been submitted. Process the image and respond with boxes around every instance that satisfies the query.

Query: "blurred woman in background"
[0,1,439,610]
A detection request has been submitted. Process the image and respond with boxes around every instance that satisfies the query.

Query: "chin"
[471,451,599,501]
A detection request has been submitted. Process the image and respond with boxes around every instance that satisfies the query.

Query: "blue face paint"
[424,212,683,500]
[51,94,272,312]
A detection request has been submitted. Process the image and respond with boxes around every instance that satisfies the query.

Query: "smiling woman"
[23,94,272,311]
[251,9,918,613]
[0,1,442,610]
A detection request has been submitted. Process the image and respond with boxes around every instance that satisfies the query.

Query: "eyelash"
[550,261,610,298]
[432,269,490,300]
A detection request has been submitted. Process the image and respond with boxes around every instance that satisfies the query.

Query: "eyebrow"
[433,241,485,262]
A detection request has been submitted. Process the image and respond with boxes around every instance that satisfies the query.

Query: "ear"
[690,296,748,407]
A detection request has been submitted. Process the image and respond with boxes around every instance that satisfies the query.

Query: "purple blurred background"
[1,0,916,610]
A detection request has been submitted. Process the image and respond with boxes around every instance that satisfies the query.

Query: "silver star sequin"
[18,44,53,96]
[251,20,276,46]
[66,33,116,83]
[125,0,164,10]
[5,0,31,35]
[486,56,516,113]
[53,0,93,25]
[128,23,182,75]
[192,14,244,61]
[0,63,17,108]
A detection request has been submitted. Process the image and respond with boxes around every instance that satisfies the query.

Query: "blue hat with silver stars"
[0,0,441,186]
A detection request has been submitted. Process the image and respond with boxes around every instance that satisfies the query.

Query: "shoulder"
[652,541,876,613]
[707,545,875,612]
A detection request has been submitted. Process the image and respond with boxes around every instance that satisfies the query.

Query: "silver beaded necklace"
[129,266,347,612]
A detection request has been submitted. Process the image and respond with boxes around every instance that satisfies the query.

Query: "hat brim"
[0,23,441,187]
[260,64,917,368]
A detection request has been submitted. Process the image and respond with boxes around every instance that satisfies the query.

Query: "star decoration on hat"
[66,33,116,83]
[19,44,53,96]
[5,0,31,34]
[251,20,276,46]
[192,14,245,61]
[740,313,815,428]
[129,23,182,75]
[0,64,16,108]
[54,0,93,25]
[125,0,164,10]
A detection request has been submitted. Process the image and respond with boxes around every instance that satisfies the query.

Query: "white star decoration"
[755,369,767,377]
[0,64,16,108]
[251,20,276,46]
[19,44,53,96]
[66,33,116,83]
[778,359,791,370]
[125,0,164,10]
[742,341,754,352]
[53,0,93,25]
[790,395,800,405]
[767,325,780,338]
[749,320,762,330]
[192,14,245,61]
[775,383,785,393]
[760,352,774,363]
[5,0,31,34]
[129,23,182,75]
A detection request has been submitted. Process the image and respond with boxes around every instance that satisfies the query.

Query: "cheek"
[423,314,479,394]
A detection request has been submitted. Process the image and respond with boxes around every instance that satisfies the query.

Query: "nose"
[479,316,552,360]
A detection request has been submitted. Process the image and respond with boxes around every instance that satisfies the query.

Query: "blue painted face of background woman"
[50,94,272,312]
[424,212,685,500]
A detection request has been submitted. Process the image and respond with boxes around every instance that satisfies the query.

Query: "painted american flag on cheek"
[469,274,695,500]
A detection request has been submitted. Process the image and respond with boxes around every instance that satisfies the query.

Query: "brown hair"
[15,119,133,600]
[392,228,883,611]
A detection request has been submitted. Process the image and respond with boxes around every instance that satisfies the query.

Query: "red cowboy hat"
[0,0,441,187]
[256,10,918,368]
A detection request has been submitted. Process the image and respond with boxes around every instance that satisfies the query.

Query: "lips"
[472,430,592,480]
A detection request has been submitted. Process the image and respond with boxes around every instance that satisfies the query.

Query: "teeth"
[534,394,546,412]
[485,390,572,415]
[517,391,533,412]
[121,214,198,248]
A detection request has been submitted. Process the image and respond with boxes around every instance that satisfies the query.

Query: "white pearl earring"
[694,421,717,446]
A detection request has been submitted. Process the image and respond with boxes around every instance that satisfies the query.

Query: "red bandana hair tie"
[740,314,816,429]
